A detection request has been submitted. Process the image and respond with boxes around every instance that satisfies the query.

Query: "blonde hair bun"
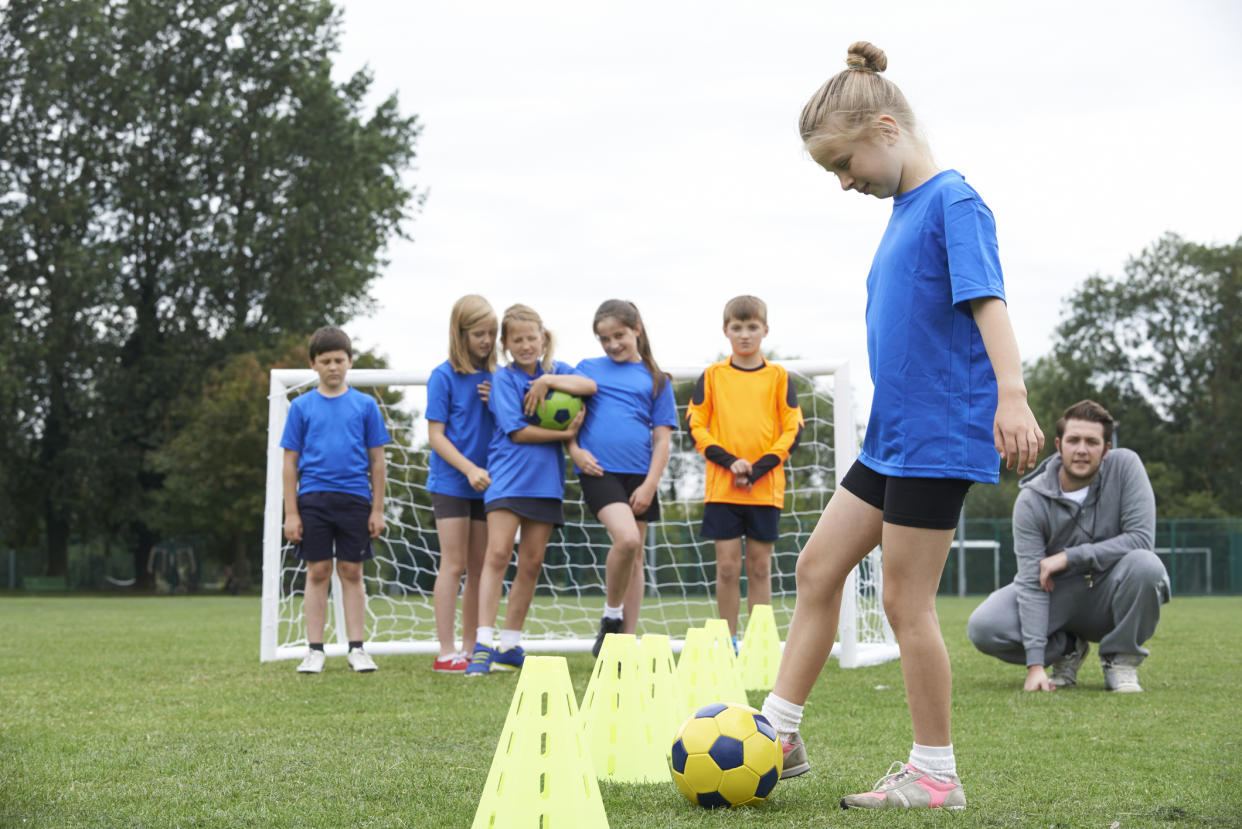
[846,41,887,73]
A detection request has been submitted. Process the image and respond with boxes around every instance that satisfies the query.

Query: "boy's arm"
[367,445,386,539]
[746,370,805,484]
[282,449,302,543]
[687,370,738,470]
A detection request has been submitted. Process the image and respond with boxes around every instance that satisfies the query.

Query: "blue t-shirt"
[280,387,391,500]
[485,361,582,503]
[574,356,678,475]
[425,360,494,499]
[861,169,1005,483]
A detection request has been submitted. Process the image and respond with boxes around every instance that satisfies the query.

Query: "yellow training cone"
[738,604,783,691]
[579,633,669,783]
[637,634,684,753]
[472,656,609,829]
[704,618,749,705]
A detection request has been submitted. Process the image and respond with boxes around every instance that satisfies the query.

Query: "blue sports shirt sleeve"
[279,399,306,452]
[425,366,451,423]
[945,196,1006,307]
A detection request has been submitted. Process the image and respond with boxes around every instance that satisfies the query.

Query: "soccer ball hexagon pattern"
[527,389,583,430]
[669,702,783,808]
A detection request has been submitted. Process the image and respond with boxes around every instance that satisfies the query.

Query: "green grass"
[1,596,1239,828]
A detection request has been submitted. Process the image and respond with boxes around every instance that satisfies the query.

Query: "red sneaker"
[432,652,469,673]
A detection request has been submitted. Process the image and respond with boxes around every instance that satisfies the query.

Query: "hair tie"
[847,64,876,73]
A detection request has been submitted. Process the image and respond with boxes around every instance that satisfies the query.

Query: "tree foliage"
[966,233,1242,519]
[0,0,423,577]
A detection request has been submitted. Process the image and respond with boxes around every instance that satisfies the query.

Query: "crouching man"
[968,400,1170,692]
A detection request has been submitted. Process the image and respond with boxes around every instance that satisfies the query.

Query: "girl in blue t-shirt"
[758,42,1045,809]
[569,300,678,657]
[465,303,597,676]
[426,295,497,673]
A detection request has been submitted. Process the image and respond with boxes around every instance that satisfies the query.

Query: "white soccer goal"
[260,360,898,668]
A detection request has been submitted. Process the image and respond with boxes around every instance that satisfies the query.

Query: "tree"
[0,0,423,579]
[1050,233,1241,516]
[965,233,1242,519]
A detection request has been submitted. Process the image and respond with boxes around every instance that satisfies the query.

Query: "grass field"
[1,595,1239,828]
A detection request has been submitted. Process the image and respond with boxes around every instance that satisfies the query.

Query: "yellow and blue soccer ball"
[670,702,782,808]
[529,389,582,430]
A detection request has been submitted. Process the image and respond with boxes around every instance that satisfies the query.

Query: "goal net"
[260,360,898,668]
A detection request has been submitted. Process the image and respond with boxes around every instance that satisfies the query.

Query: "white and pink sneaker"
[840,762,966,810]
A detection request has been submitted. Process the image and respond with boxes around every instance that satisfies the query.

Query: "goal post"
[260,360,898,668]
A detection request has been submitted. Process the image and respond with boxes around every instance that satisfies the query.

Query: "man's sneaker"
[1101,653,1144,692]
[432,652,469,673]
[592,616,624,657]
[347,648,377,673]
[841,762,966,810]
[491,645,526,672]
[464,643,494,676]
[1049,637,1089,687]
[778,731,810,779]
[297,649,326,674]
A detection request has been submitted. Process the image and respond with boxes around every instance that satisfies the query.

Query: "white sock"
[602,603,624,621]
[909,743,957,783]
[475,626,494,649]
[761,693,804,735]
[499,629,522,651]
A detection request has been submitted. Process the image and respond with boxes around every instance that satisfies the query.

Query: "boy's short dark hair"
[1056,399,1114,443]
[308,326,353,360]
[723,295,767,325]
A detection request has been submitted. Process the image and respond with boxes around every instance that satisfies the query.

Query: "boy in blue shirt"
[281,327,391,673]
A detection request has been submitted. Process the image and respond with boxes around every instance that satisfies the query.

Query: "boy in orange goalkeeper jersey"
[687,295,804,641]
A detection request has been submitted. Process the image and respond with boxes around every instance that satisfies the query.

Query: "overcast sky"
[331,1,1242,420]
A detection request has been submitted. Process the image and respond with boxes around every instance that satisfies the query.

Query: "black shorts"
[485,497,564,527]
[578,471,661,523]
[700,503,781,542]
[839,460,972,530]
[295,491,375,563]
[431,492,486,522]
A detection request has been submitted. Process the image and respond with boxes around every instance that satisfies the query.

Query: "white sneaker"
[1049,638,1089,687]
[297,649,326,674]
[1101,653,1143,693]
[347,648,377,673]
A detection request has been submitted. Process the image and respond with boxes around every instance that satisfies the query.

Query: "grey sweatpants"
[967,549,1171,665]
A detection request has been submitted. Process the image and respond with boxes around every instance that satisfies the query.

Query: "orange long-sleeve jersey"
[686,359,804,508]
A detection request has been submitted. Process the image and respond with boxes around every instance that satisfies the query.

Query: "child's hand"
[630,481,656,515]
[476,381,491,404]
[283,514,303,544]
[562,408,586,439]
[523,375,554,416]
[466,465,491,491]
[729,458,753,490]
[571,445,603,476]
[994,394,1045,473]
[368,509,386,539]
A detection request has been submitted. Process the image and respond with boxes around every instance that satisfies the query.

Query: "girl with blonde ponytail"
[761,41,1044,810]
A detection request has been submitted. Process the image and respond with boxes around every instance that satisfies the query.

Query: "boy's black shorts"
[700,502,781,542]
[431,492,486,522]
[839,460,972,530]
[578,471,661,523]
[295,491,375,562]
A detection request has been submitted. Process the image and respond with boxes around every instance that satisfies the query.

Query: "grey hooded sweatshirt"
[1012,447,1156,666]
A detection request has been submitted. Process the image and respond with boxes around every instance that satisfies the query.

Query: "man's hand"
[1024,665,1055,692]
[1039,551,1069,592]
